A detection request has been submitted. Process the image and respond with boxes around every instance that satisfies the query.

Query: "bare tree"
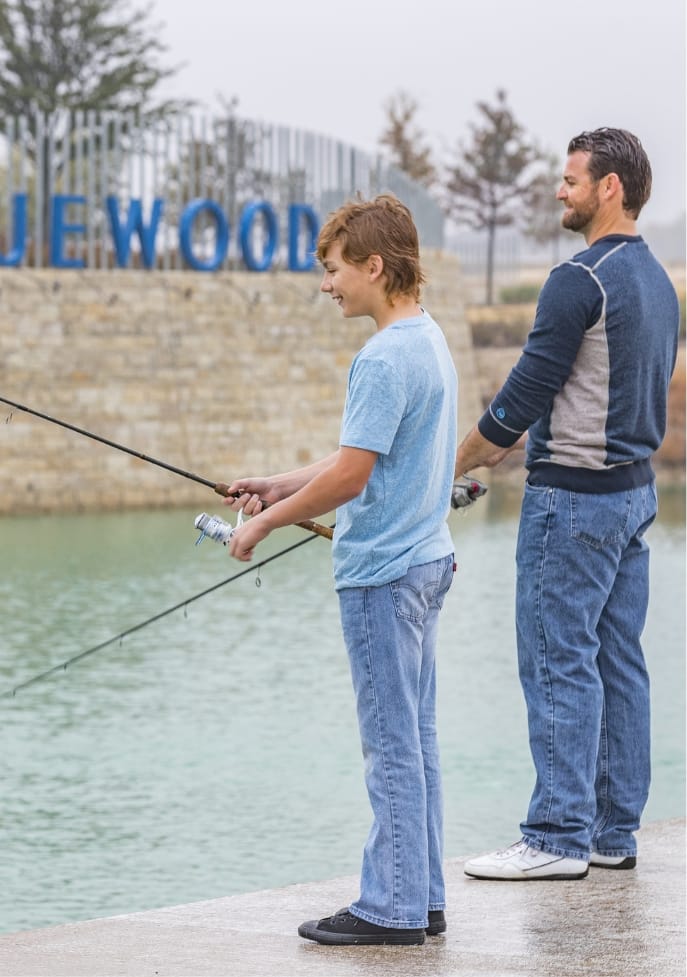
[444,89,547,303]
[379,90,436,188]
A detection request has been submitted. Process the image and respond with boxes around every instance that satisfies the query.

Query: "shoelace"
[499,839,528,856]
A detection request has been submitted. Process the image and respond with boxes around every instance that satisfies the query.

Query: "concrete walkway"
[1,819,684,977]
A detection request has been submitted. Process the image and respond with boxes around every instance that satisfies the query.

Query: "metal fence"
[0,111,444,271]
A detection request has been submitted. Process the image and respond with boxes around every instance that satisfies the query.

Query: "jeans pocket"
[570,490,632,549]
[390,556,454,622]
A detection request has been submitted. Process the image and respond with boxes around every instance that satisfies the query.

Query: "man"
[225,194,457,943]
[456,128,679,881]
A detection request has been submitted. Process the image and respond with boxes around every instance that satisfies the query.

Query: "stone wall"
[0,252,480,514]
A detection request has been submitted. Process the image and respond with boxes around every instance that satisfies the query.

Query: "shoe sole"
[298,927,425,946]
[298,922,425,946]
[590,856,637,870]
[465,867,589,881]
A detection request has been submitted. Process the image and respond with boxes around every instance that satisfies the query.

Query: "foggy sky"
[151,0,685,226]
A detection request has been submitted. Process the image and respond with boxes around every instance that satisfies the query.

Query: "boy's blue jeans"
[338,554,454,929]
[516,481,657,859]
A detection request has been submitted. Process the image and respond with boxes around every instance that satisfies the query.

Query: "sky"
[151,0,685,226]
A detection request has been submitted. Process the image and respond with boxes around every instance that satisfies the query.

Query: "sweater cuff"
[478,407,525,449]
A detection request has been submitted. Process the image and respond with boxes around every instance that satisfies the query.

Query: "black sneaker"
[297,909,426,946]
[426,910,446,936]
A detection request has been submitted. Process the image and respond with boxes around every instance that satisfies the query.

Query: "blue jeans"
[338,555,454,929]
[516,481,657,860]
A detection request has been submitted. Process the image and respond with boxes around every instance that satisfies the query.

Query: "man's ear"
[602,172,623,202]
[367,254,384,281]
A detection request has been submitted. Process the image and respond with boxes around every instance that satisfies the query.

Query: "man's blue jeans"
[338,555,454,929]
[516,481,657,860]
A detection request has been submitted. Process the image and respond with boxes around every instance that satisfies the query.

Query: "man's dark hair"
[567,128,652,218]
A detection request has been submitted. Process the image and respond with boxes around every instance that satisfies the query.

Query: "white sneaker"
[464,840,589,880]
[590,852,637,869]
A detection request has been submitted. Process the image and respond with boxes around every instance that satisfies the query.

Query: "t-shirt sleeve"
[339,356,407,456]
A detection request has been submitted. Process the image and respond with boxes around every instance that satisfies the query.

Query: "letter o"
[239,202,278,271]
[179,199,229,271]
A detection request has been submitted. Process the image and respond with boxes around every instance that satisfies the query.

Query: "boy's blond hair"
[316,194,425,301]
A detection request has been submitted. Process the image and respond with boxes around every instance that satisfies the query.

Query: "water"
[1,485,684,935]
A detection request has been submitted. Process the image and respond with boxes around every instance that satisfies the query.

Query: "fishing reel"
[194,511,241,545]
[451,476,488,510]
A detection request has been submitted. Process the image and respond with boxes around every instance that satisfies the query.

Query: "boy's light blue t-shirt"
[332,310,457,590]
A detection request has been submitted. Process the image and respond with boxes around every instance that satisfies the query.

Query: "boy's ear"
[367,253,385,282]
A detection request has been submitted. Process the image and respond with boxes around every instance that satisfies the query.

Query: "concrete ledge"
[1,819,684,977]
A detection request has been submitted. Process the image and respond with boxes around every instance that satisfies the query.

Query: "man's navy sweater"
[478,235,680,492]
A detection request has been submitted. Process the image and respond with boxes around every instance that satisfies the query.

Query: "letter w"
[107,196,163,268]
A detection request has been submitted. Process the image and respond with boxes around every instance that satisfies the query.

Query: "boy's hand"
[228,515,272,562]
[221,478,278,515]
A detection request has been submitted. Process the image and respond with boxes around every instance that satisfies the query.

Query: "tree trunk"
[485,221,496,304]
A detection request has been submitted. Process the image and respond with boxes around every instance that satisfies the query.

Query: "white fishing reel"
[194,510,243,545]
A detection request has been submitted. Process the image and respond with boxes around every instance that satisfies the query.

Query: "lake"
[1,483,684,934]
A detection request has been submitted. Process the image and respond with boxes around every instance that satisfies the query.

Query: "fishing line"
[0,396,485,696]
[0,395,333,540]
[2,529,326,699]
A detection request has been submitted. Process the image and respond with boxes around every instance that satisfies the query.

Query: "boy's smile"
[320,241,378,319]
[319,237,422,330]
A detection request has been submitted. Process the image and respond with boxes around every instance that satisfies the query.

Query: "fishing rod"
[2,474,486,698]
[2,529,325,699]
[0,395,333,540]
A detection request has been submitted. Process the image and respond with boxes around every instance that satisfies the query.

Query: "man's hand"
[455,425,517,480]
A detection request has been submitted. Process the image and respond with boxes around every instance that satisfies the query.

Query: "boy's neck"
[374,295,422,331]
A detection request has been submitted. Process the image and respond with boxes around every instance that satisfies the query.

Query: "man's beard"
[561,196,599,233]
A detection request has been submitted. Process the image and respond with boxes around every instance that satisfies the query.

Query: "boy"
[226,194,457,945]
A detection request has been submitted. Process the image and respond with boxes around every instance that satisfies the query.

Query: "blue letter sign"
[107,196,164,268]
[239,202,278,272]
[50,195,86,268]
[0,193,27,267]
[3,192,321,271]
[179,199,230,271]
[288,204,319,271]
